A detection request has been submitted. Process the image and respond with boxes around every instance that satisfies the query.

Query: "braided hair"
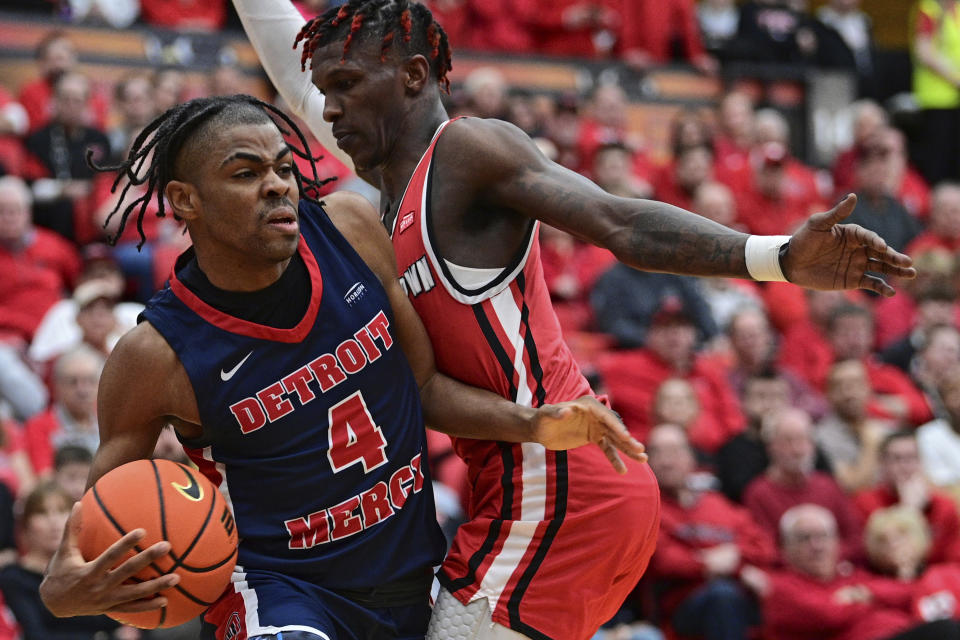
[294,0,452,94]
[88,94,335,249]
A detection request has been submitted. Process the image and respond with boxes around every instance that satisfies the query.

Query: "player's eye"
[233,169,256,179]
[337,79,357,91]
[277,164,294,176]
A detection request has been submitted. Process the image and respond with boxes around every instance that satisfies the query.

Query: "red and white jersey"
[391,118,661,640]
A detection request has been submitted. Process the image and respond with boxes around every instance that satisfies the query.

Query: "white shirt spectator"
[67,0,140,29]
[917,418,960,486]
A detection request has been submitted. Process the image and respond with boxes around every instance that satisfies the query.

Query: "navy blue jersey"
[142,200,445,590]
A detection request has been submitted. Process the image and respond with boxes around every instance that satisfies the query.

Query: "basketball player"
[232,2,918,639]
[37,96,646,639]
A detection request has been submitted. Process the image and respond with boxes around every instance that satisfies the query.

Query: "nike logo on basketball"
[172,472,203,501]
[221,351,253,381]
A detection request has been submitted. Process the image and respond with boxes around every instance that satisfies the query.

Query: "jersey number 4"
[327,391,388,473]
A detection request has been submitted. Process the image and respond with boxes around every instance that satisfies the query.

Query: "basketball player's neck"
[193,246,293,293]
[378,99,448,204]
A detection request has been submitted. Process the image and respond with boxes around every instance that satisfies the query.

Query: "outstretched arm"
[446,118,915,295]
[232,0,354,169]
[323,191,646,472]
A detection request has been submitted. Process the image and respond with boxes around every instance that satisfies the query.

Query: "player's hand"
[781,194,916,297]
[40,503,180,617]
[530,395,647,473]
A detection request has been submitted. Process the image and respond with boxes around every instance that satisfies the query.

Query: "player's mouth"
[333,129,355,150]
[265,207,298,233]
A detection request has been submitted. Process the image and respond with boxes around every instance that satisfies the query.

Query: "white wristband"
[745,235,791,282]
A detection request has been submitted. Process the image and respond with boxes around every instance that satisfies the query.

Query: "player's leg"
[200,568,337,640]
[426,587,531,640]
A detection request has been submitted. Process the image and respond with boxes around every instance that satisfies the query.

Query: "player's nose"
[322,95,342,123]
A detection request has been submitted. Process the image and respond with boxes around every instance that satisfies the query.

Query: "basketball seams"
[89,464,234,621]
[168,463,238,572]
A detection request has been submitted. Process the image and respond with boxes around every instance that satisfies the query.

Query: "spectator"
[64,0,140,28]
[828,304,933,426]
[817,0,876,95]
[692,181,740,230]
[23,70,111,244]
[151,425,188,465]
[730,0,821,64]
[917,372,960,487]
[691,239,762,332]
[73,279,123,357]
[152,67,187,114]
[0,483,12,569]
[752,108,827,210]
[759,504,957,640]
[743,408,863,558]
[844,131,920,253]
[864,506,932,582]
[717,370,832,503]
[0,86,28,177]
[23,345,104,477]
[653,144,714,212]
[596,297,741,452]
[17,30,109,134]
[651,379,702,448]
[735,142,821,236]
[592,267,717,349]
[911,0,960,185]
[816,359,895,492]
[0,343,47,424]
[592,143,651,199]
[29,247,141,365]
[714,91,755,181]
[107,72,155,163]
[907,182,960,255]
[698,0,740,57]
[0,418,33,498]
[777,289,855,388]
[140,0,226,30]
[885,127,931,220]
[854,431,960,565]
[543,92,583,172]
[207,63,247,98]
[912,325,960,422]
[725,307,827,419]
[577,84,649,181]
[517,0,619,58]
[647,424,775,640]
[833,100,889,196]
[619,0,715,73]
[538,224,614,333]
[0,175,80,346]
[461,67,509,120]
[51,444,92,503]
[881,284,958,375]
[0,482,126,639]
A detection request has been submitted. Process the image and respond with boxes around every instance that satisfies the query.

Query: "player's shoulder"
[108,321,180,378]
[320,191,398,282]
[440,117,547,176]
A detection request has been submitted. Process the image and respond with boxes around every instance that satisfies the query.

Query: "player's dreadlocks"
[88,94,336,249]
[294,0,452,94]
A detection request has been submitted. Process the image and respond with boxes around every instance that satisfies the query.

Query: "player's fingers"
[107,541,175,586]
[599,437,628,474]
[865,244,914,268]
[867,258,917,279]
[598,416,646,461]
[92,531,156,574]
[848,224,890,257]
[859,273,896,298]
[808,194,856,229]
[106,595,169,614]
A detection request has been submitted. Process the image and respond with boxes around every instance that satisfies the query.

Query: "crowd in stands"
[1,0,960,639]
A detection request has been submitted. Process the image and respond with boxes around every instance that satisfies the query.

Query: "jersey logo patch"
[343,282,367,306]
[220,351,253,381]
[398,211,415,234]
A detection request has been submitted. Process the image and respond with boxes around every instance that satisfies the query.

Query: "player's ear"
[165,180,200,221]
[402,54,431,95]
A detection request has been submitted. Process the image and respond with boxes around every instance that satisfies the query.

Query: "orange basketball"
[77,459,239,628]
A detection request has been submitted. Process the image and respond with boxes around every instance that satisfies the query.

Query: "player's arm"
[40,324,191,618]
[323,192,646,471]
[443,118,915,296]
[231,0,354,169]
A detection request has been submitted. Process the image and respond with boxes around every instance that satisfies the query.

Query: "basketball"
[77,459,239,629]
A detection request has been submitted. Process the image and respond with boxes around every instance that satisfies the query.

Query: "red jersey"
[390,119,660,640]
